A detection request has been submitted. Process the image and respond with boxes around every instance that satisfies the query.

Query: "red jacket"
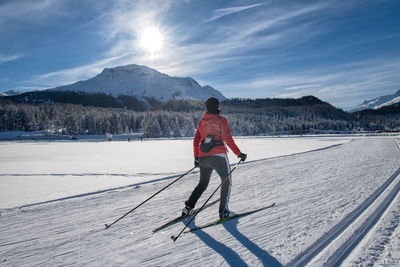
[193,113,241,157]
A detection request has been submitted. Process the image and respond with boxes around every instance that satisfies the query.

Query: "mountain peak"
[102,64,156,74]
[54,64,226,102]
[350,90,400,112]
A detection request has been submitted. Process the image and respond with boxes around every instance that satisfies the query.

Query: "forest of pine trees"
[0,98,399,138]
[0,102,201,137]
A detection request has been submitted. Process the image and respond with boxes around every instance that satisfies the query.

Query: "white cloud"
[0,54,24,64]
[284,84,321,91]
[204,2,268,22]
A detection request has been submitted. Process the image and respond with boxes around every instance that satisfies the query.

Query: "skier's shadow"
[189,221,247,266]
[223,219,282,267]
[189,218,282,266]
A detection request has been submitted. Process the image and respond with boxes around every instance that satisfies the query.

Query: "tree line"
[0,98,399,138]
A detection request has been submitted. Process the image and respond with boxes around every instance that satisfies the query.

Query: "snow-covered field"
[1,136,400,266]
[0,136,347,209]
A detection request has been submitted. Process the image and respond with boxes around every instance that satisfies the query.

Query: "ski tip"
[105,224,109,229]
[171,235,177,242]
[152,228,162,233]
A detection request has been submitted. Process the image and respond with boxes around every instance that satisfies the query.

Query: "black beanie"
[206,97,220,114]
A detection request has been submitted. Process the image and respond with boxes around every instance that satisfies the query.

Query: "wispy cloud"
[0,54,24,64]
[24,53,133,88]
[19,1,345,90]
[204,2,268,22]
[284,84,321,91]
[0,0,65,28]
[130,2,330,77]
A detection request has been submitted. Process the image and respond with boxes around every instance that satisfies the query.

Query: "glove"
[238,153,247,162]
[194,157,200,167]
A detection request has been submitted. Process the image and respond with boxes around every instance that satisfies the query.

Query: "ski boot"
[219,208,236,219]
[182,202,193,217]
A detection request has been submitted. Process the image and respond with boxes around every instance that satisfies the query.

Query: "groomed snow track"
[1,137,400,266]
[287,139,400,266]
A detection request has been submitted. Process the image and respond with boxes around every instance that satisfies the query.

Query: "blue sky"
[0,0,399,109]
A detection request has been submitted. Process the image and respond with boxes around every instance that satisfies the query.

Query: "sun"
[139,27,164,54]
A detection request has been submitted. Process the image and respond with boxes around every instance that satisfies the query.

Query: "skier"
[182,97,247,219]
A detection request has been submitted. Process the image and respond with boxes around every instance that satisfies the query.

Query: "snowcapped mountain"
[0,90,21,96]
[53,64,226,102]
[350,90,400,112]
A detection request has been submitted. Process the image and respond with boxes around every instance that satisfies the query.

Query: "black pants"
[186,155,231,213]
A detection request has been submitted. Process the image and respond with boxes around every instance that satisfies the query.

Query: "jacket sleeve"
[222,118,241,156]
[193,124,202,157]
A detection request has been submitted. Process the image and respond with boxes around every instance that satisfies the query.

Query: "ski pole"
[171,159,243,242]
[105,166,197,229]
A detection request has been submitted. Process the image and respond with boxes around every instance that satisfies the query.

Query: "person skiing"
[182,97,247,219]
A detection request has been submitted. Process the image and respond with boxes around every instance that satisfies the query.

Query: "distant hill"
[353,103,400,116]
[350,90,400,112]
[0,90,148,111]
[351,90,400,131]
[352,103,400,131]
[222,96,351,121]
[50,64,226,102]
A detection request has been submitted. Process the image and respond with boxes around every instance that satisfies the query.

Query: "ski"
[184,202,276,233]
[152,199,220,233]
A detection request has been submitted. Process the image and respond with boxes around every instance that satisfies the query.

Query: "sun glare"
[140,27,164,54]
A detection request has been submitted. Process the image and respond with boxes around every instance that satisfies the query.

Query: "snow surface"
[1,136,400,266]
[0,136,348,209]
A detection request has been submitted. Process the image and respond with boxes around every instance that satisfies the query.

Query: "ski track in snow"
[0,137,400,266]
[340,139,400,267]
[289,138,400,266]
